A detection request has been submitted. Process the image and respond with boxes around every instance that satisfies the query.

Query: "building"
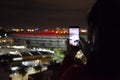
[10,31,68,50]
[0,48,54,80]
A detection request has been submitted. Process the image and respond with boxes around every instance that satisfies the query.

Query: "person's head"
[87,0,120,47]
[87,0,120,73]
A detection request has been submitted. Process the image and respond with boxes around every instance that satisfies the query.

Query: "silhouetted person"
[58,0,120,80]
[87,0,120,74]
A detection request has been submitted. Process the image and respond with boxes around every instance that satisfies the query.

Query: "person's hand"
[66,39,80,57]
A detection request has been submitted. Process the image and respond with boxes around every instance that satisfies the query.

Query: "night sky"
[0,0,96,29]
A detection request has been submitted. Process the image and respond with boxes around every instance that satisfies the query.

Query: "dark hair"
[87,0,120,74]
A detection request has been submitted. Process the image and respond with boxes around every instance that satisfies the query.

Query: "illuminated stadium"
[10,28,87,50]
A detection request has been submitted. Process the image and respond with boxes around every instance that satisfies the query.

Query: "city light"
[80,29,87,33]
[13,57,23,61]
[10,45,26,49]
